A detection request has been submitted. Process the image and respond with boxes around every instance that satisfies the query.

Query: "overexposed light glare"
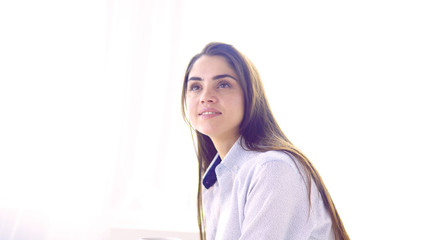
[1,0,423,239]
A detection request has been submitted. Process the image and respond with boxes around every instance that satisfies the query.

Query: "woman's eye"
[189,84,201,91]
[218,82,230,88]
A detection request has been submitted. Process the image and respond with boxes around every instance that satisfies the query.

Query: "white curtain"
[1,0,423,239]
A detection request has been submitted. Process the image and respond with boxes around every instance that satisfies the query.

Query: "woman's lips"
[199,108,222,119]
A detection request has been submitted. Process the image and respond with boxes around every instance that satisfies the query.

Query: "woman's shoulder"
[225,139,303,179]
[233,149,309,199]
[243,149,298,168]
[237,149,303,178]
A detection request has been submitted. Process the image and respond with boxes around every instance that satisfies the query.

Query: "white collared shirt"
[202,138,335,240]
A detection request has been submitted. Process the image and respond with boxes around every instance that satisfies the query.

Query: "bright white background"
[0,0,423,239]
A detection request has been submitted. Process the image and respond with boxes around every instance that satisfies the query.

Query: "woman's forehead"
[189,55,237,79]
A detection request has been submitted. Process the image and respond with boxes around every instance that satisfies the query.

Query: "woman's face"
[186,55,244,142]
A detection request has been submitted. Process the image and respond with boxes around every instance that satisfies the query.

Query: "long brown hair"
[181,42,349,240]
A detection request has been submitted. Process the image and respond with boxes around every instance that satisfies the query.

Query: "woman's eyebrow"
[188,74,237,81]
[213,74,238,81]
[188,76,202,81]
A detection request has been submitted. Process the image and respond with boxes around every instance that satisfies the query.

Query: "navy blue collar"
[202,155,222,189]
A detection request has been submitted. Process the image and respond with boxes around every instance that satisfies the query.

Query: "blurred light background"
[0,0,423,239]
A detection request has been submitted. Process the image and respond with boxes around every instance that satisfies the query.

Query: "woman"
[181,42,349,240]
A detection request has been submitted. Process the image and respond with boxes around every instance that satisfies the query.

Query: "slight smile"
[199,108,222,119]
[199,111,222,115]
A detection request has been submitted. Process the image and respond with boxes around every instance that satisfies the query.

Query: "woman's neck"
[211,134,240,160]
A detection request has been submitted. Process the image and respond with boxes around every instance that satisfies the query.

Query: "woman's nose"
[200,89,217,104]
